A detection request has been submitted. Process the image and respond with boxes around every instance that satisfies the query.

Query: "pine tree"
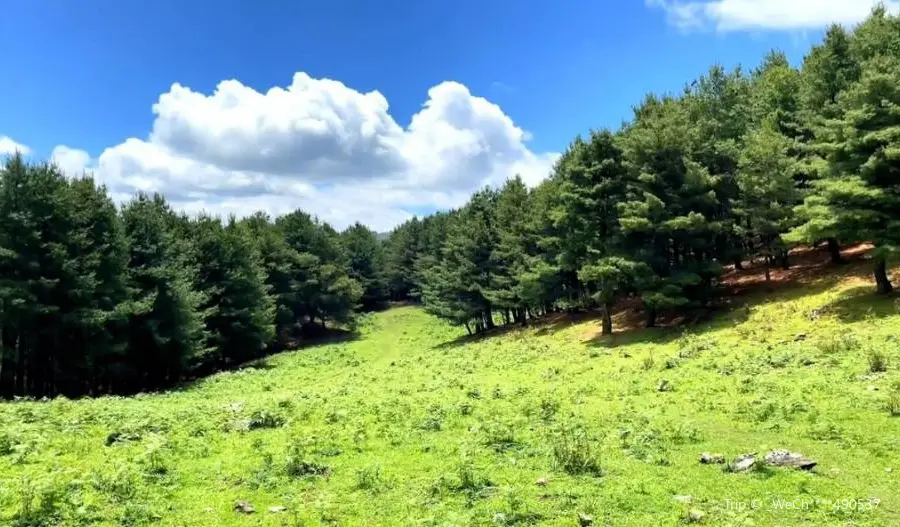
[736,123,798,281]
[790,55,900,293]
[191,215,275,368]
[485,177,530,324]
[0,156,72,396]
[120,193,206,390]
[798,24,862,263]
[340,222,387,310]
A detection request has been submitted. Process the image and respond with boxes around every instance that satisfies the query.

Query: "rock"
[886,467,892,473]
[268,505,287,513]
[577,512,594,526]
[234,501,255,514]
[764,450,816,470]
[203,507,213,513]
[657,379,672,392]
[699,452,725,464]
[732,453,757,472]
[868,385,879,391]
[688,509,706,523]
[794,333,808,342]
[535,476,548,486]
[674,495,693,504]
[229,401,245,413]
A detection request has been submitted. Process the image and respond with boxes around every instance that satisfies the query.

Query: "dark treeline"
[383,7,900,336]
[3,8,900,398]
[0,157,388,397]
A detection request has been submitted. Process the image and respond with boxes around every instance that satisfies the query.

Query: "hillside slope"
[1,268,899,526]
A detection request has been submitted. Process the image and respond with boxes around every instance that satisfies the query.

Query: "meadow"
[1,256,899,526]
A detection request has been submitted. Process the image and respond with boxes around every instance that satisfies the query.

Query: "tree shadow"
[170,328,361,394]
[432,243,890,351]
[820,287,899,323]
[432,323,525,351]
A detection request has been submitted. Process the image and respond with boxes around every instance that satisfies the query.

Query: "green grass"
[2,276,900,525]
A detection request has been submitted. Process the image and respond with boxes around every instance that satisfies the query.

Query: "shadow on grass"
[432,323,525,351]
[433,244,892,351]
[171,327,361,394]
[822,286,899,323]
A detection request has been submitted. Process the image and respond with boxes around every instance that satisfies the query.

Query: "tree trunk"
[464,322,472,335]
[733,258,744,271]
[645,307,657,328]
[764,256,771,283]
[483,309,495,330]
[827,238,843,264]
[780,250,790,270]
[601,302,613,336]
[875,258,894,295]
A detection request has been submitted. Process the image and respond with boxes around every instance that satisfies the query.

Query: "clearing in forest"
[0,256,899,526]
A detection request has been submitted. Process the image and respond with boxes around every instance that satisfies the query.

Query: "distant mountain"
[376,231,390,241]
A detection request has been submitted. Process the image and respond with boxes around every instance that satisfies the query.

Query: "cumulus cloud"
[648,0,899,32]
[19,74,558,232]
[0,136,31,156]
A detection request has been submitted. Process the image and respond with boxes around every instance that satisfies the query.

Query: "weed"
[817,333,859,354]
[285,438,330,478]
[868,349,888,373]
[248,409,286,429]
[887,392,900,417]
[354,465,385,492]
[550,422,603,476]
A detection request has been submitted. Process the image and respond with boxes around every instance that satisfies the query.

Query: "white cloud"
[648,0,899,32]
[0,136,31,156]
[26,74,558,232]
[51,145,92,176]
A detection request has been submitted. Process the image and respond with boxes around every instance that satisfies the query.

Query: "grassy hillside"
[1,259,899,526]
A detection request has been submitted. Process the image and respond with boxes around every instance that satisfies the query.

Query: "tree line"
[382,7,900,336]
[0,156,388,397]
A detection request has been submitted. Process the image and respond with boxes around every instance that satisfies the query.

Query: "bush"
[550,422,603,476]
[285,439,330,478]
[887,392,900,417]
[868,349,888,373]
[248,409,286,430]
[354,465,385,492]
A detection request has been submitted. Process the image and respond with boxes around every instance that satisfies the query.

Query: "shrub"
[550,422,603,476]
[887,392,900,417]
[868,349,888,373]
[248,409,286,430]
[354,465,385,492]
[285,439,330,478]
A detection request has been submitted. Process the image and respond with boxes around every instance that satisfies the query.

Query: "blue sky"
[0,1,891,230]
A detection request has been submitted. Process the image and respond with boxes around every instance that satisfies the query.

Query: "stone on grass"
[687,509,706,523]
[699,452,725,464]
[764,450,816,470]
[657,379,672,392]
[268,505,287,513]
[674,495,693,504]
[535,476,548,486]
[577,512,594,526]
[732,453,757,472]
[234,501,255,514]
